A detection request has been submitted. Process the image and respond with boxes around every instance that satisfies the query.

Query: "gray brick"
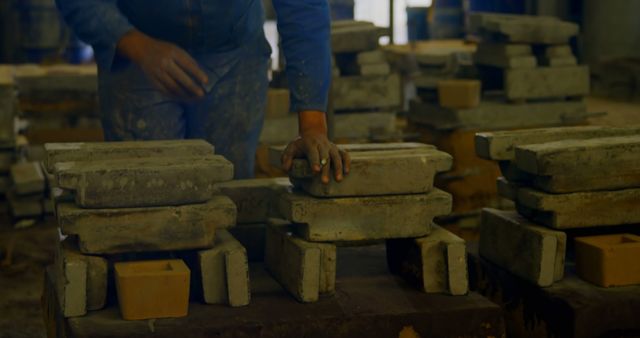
[57,195,236,254]
[479,208,566,287]
[10,162,45,195]
[505,66,590,100]
[332,22,388,53]
[332,74,401,111]
[277,189,452,242]
[44,139,214,173]
[469,13,578,44]
[55,155,233,208]
[216,178,291,224]
[357,50,387,65]
[545,45,573,58]
[360,63,391,75]
[542,56,577,67]
[475,126,640,161]
[475,43,536,68]
[198,230,250,307]
[386,225,468,295]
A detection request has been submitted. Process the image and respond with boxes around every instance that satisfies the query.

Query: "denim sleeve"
[272,0,332,113]
[55,0,134,68]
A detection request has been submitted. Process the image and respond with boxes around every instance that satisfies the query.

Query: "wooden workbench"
[44,246,505,338]
[468,243,640,338]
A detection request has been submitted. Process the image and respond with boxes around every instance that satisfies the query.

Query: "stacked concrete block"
[7,161,47,220]
[0,66,16,206]
[266,143,468,302]
[475,126,640,287]
[46,140,251,318]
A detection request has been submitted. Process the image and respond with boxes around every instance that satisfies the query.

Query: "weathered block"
[290,149,452,197]
[10,162,45,195]
[229,224,266,262]
[531,171,640,193]
[516,187,640,229]
[55,247,87,317]
[545,45,573,58]
[56,240,108,313]
[332,21,388,53]
[542,56,577,67]
[438,80,481,109]
[14,64,98,96]
[516,135,640,176]
[360,63,391,76]
[469,13,579,44]
[198,230,250,307]
[575,234,640,288]
[475,125,640,161]
[7,191,42,218]
[277,189,452,242]
[475,43,536,68]
[332,74,401,111]
[505,66,590,100]
[57,195,236,254]
[411,99,588,131]
[357,50,387,65]
[265,219,337,302]
[386,225,468,295]
[55,155,233,208]
[216,178,291,224]
[496,176,519,200]
[479,208,566,287]
[44,139,214,173]
[265,88,290,119]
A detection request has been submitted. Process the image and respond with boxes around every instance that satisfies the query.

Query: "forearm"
[299,110,327,136]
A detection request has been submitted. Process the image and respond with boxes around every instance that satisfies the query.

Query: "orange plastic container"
[575,234,640,287]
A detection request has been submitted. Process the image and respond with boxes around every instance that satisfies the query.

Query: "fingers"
[281,140,302,171]
[341,150,351,175]
[155,71,190,99]
[306,144,321,173]
[174,51,209,86]
[319,145,331,184]
[330,147,343,182]
[167,61,205,98]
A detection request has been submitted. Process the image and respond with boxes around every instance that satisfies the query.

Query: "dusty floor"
[0,96,638,338]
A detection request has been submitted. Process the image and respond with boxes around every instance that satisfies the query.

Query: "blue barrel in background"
[430,0,465,39]
[407,7,429,41]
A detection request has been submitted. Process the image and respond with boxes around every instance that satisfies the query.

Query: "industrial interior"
[1,0,639,337]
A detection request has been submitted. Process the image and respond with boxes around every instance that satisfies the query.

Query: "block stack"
[266,143,469,302]
[475,125,640,287]
[45,140,251,319]
[409,13,593,131]
[0,66,16,210]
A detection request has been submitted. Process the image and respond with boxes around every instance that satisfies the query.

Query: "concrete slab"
[357,50,387,65]
[505,66,590,100]
[332,22,388,53]
[10,162,45,195]
[55,155,233,208]
[332,74,401,111]
[479,208,566,287]
[360,63,391,75]
[44,139,214,173]
[57,240,108,312]
[469,13,578,44]
[57,195,236,254]
[277,189,452,242]
[475,43,536,69]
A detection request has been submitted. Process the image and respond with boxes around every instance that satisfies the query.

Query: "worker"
[55,0,350,182]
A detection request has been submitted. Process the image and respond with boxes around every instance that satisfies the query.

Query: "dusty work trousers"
[98,34,271,179]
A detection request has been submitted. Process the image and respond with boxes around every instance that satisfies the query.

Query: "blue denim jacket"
[55,0,332,113]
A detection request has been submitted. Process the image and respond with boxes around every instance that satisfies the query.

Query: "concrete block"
[575,234,640,287]
[115,259,190,320]
[55,155,233,208]
[475,126,640,161]
[332,22,388,53]
[516,135,640,176]
[265,219,337,302]
[438,80,481,109]
[44,139,214,173]
[469,13,579,44]
[229,223,266,262]
[386,225,468,295]
[479,208,566,287]
[332,74,401,111]
[57,195,236,254]
[475,43,536,68]
[265,89,290,119]
[14,64,98,96]
[505,66,590,100]
[357,50,387,65]
[10,162,45,195]
[0,151,13,173]
[290,149,452,197]
[531,170,640,193]
[411,99,589,131]
[55,247,87,317]
[476,43,533,57]
[360,63,391,76]
[516,187,640,229]
[198,230,250,306]
[7,191,42,218]
[542,56,577,67]
[277,189,452,242]
[216,178,292,224]
[56,239,108,312]
[545,45,573,58]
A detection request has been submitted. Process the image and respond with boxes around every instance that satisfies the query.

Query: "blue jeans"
[98,34,271,179]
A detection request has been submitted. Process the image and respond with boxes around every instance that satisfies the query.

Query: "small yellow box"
[575,234,640,287]
[115,259,190,320]
[437,80,481,109]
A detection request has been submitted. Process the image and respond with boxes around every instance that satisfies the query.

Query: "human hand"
[117,30,209,100]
